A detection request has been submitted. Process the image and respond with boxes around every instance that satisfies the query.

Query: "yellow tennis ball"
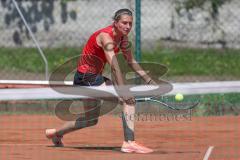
[175,93,184,101]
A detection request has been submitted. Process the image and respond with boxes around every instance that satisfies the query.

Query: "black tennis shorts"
[74,71,110,86]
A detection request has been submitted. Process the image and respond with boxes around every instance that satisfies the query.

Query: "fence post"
[135,0,141,62]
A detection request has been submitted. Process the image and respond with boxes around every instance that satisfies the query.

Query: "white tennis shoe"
[121,141,153,154]
[45,129,64,147]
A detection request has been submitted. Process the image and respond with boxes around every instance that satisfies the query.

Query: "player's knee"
[74,120,87,129]
[74,117,98,129]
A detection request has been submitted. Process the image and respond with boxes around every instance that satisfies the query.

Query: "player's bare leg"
[46,81,108,147]
[46,80,153,152]
[121,102,153,153]
[46,99,100,147]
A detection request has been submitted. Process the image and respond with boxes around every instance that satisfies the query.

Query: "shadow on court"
[47,145,121,152]
[47,145,200,155]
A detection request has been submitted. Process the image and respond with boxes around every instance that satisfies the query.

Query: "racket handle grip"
[135,97,151,102]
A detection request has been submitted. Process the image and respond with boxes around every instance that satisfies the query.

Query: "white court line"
[203,146,214,160]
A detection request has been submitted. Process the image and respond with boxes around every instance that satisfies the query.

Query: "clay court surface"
[0,115,239,160]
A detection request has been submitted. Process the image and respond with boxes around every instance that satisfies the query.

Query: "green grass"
[1,93,239,116]
[0,92,239,116]
[142,48,240,77]
[0,47,80,73]
[193,93,240,116]
[1,47,240,78]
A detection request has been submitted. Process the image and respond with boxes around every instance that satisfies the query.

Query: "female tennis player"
[46,8,156,154]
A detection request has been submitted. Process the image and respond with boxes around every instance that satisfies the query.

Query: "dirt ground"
[0,115,239,160]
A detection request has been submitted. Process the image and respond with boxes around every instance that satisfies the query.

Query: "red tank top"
[77,25,120,74]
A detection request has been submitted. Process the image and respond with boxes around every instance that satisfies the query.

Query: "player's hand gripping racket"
[135,94,200,110]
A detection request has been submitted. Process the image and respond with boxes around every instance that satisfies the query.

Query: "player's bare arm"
[97,32,125,86]
[121,36,156,85]
[98,32,135,104]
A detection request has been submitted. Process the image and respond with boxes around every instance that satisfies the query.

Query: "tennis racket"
[136,95,200,110]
